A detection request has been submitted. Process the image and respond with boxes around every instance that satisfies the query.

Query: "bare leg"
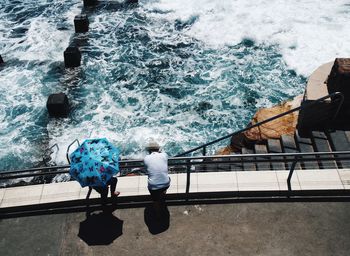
[94,186,108,205]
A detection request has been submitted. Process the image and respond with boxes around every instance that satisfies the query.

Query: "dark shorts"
[148,185,170,201]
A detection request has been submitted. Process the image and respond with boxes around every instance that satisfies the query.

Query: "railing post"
[43,143,59,167]
[287,156,299,195]
[332,92,344,120]
[202,146,206,156]
[66,139,80,164]
[186,160,191,200]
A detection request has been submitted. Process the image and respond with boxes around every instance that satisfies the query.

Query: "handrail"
[2,151,350,198]
[287,156,300,192]
[2,150,350,176]
[1,151,350,180]
[176,92,344,157]
[43,143,59,166]
[66,139,80,164]
[2,150,350,175]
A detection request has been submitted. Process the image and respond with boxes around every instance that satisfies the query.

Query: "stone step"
[281,134,301,170]
[267,139,285,170]
[254,144,271,171]
[295,131,320,170]
[241,147,256,171]
[327,130,350,168]
[311,131,337,169]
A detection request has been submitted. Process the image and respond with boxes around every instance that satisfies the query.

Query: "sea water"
[0,0,349,172]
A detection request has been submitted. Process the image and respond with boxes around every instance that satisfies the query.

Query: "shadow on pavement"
[78,209,123,245]
[144,205,170,235]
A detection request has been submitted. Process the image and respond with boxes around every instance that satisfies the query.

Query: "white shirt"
[144,152,170,190]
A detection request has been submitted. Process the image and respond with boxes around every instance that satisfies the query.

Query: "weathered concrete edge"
[1,169,350,211]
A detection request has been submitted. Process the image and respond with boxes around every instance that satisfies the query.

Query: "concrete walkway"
[1,202,350,256]
[1,169,350,208]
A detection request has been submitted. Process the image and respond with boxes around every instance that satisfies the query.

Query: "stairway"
[236,130,350,171]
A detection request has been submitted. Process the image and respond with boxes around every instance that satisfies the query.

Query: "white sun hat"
[145,141,160,151]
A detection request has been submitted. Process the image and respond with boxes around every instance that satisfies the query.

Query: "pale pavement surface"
[1,169,350,208]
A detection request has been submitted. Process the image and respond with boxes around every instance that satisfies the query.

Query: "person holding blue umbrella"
[70,138,121,203]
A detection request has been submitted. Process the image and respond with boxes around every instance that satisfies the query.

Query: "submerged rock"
[147,59,169,69]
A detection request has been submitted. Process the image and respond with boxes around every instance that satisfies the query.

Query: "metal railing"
[2,151,350,195]
[66,139,80,164]
[176,92,344,157]
[0,92,347,198]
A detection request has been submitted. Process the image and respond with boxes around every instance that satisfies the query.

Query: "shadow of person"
[78,210,123,245]
[144,204,170,235]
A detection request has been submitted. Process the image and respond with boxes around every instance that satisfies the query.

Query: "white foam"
[3,0,337,169]
[2,2,80,62]
[0,1,82,170]
[145,0,350,75]
[0,64,49,168]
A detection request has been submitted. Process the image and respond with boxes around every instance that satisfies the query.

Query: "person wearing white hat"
[144,141,170,215]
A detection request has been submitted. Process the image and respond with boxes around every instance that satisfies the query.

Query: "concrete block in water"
[83,0,98,6]
[64,46,81,68]
[74,14,89,33]
[47,93,70,117]
[125,0,138,3]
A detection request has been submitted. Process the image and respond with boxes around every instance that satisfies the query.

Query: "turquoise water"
[1,0,349,171]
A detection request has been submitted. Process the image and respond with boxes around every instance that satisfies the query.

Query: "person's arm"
[144,155,150,175]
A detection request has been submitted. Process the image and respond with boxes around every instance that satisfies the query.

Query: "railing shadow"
[2,191,350,220]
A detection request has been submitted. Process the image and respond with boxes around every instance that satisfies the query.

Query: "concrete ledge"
[338,170,350,189]
[297,169,344,190]
[236,171,279,191]
[2,190,350,220]
[41,182,81,203]
[306,61,333,101]
[1,185,44,208]
[0,169,349,209]
[197,172,237,192]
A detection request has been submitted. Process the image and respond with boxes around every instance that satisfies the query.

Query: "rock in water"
[244,95,303,141]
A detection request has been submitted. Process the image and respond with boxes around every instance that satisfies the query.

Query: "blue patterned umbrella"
[69,138,120,187]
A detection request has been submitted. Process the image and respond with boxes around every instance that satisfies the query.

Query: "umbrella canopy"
[69,138,120,187]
